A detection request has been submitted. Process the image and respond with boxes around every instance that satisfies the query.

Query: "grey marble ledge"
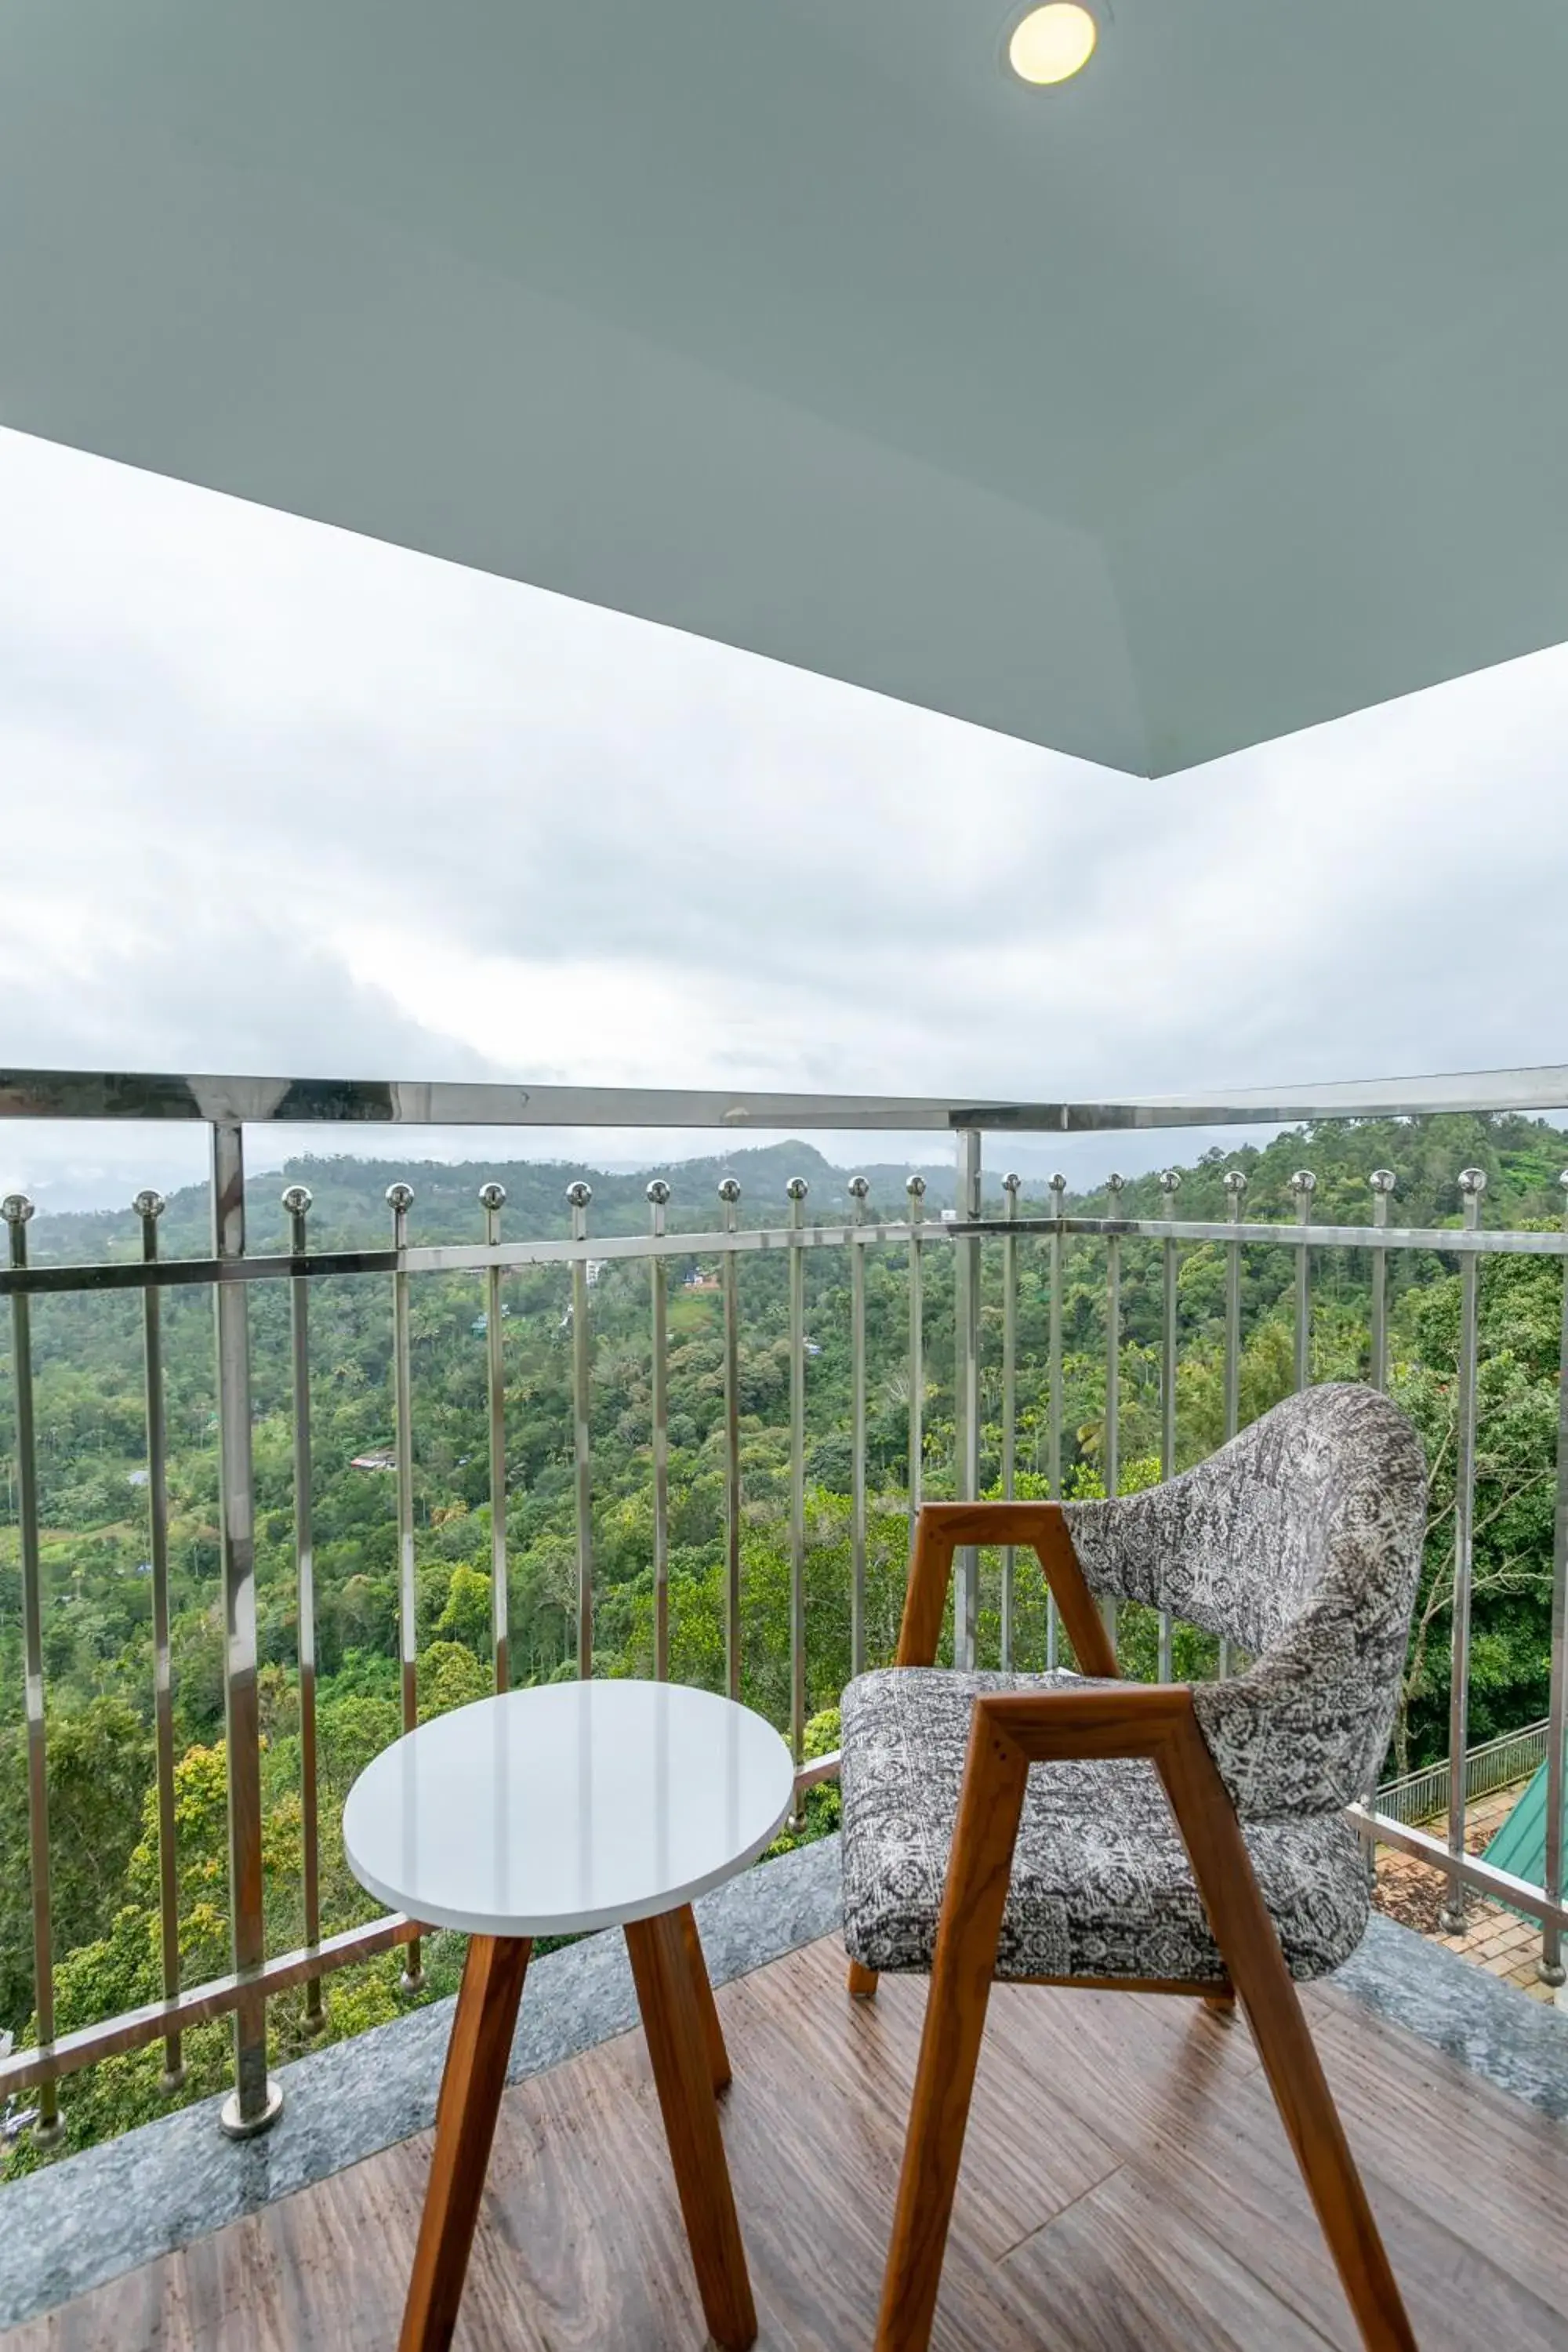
[2,1839,1564,2334]
[1330,1909,1568,2122]
[0,1833,842,2332]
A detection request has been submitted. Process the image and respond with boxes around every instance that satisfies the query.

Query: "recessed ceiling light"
[1007,3,1099,87]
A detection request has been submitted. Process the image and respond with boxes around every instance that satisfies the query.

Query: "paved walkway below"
[1376,1780,1562,2005]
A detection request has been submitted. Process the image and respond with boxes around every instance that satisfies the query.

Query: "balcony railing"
[2,1062,1566,2143]
[1376,1715,1553,1831]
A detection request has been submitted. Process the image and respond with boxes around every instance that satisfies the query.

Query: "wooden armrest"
[972,1679,1191,1762]
[894,1501,1118,1678]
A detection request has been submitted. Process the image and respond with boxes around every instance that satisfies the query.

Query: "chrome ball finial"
[1291,1169,1317,1196]
[646,1178,672,1207]
[786,1177,810,1203]
[906,1173,927,1200]
[848,1174,870,1200]
[717,1176,742,1204]
[565,1180,593,1210]
[1048,1172,1067,1196]
[477,1181,506,1212]
[1002,1171,1022,1196]
[133,1189,168,1221]
[385,1182,415,1212]
[281,1184,312,1218]
[1370,1169,1397,1196]
[1160,1167,1181,1196]
[1457,1167,1487,1197]
[1106,1171,1126,1196]
[1559,1170,1568,1193]
[1224,1168,1248,1197]
[1,1192,34,1225]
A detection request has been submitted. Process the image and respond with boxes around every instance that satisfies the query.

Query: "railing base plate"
[219,2078,284,2141]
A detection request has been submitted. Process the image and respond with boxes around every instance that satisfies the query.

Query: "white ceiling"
[3,0,1566,775]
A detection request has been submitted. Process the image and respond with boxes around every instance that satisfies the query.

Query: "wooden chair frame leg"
[847,1501,1117,2005]
[627,1907,757,2350]
[874,1681,1417,2352]
[399,1932,532,2352]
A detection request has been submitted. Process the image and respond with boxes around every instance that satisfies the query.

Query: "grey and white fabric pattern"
[840,1385,1426,1987]
[1063,1385,1427,1818]
[840,1668,1371,1983]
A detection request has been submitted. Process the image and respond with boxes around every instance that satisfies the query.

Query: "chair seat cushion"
[840,1668,1370,1985]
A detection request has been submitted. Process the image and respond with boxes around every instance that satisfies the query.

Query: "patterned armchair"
[838,1385,1427,2352]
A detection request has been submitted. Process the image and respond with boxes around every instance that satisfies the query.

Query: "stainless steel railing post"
[1102,1172,1124,1654]
[1218,1168,1247,1679]
[568,1181,595,1678]
[848,1175,869,1679]
[1291,1169,1316,1392]
[1369,1170,1396,1391]
[1000,1173,1021,1670]
[647,1181,671,1682]
[906,1174,927,1527]
[787,1176,809,1818]
[282,1183,325,2034]
[1537,1171,1568,1987]
[386,1181,423,1995]
[212,1121,281,2137]
[1046,1171,1065,1670]
[1441,1167,1487,1936]
[719,1178,742,1700]
[136,1188,188,2080]
[953,1131,982,1670]
[479,1183,511,1693]
[1360,1170,1396,1884]
[1158,1169,1181,1684]
[3,1192,62,2146]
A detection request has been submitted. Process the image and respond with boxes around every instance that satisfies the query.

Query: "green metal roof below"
[1483,1746,1568,1918]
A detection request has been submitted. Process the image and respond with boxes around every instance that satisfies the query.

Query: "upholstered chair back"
[1062,1385,1427,1820]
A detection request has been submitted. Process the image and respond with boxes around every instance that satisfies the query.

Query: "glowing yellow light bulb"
[1007,4,1098,88]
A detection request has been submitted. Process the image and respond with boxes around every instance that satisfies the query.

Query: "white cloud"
[2,423,1566,1208]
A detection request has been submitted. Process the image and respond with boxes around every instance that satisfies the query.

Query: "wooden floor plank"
[1306,1987,1568,2315]
[1000,2165,1338,2352]
[3,1934,1565,2352]
[972,1974,1266,2178]
[720,1947,1126,2263]
[713,1953,1069,2350]
[463,2015,712,2350]
[1123,2045,1568,2352]
[990,1970,1568,2350]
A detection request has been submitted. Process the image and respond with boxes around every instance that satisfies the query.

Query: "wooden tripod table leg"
[627,1908,757,2350]
[399,1933,532,2352]
[677,1903,731,2092]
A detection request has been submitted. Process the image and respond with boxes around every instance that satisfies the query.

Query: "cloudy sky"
[2,423,1565,1210]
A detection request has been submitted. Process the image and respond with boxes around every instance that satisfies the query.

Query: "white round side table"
[343,1679,796,2352]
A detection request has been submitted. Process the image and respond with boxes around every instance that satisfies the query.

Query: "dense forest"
[2,1110,1565,2169]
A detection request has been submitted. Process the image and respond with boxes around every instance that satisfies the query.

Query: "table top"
[342,1679,798,1936]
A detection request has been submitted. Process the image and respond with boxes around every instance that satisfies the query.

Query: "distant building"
[350,1448,397,1472]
